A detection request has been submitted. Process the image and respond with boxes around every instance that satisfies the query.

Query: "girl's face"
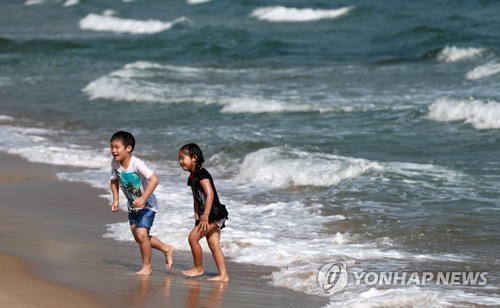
[179,150,196,173]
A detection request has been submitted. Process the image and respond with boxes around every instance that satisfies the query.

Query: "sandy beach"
[0,153,328,307]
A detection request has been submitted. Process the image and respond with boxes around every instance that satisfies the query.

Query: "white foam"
[102,9,119,17]
[328,287,500,307]
[83,75,174,103]
[63,0,79,7]
[82,61,217,104]
[326,287,451,307]
[79,14,187,34]
[0,115,14,122]
[0,125,109,168]
[220,98,351,114]
[428,97,500,130]
[25,0,47,5]
[250,6,354,22]
[466,62,500,80]
[24,0,75,5]
[237,147,382,188]
[187,0,211,4]
[437,46,487,63]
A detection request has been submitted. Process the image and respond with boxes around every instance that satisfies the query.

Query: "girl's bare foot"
[136,267,152,276]
[208,275,229,282]
[182,267,204,277]
[164,245,175,269]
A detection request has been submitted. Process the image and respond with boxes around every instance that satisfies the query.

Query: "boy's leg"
[131,226,153,276]
[206,228,229,282]
[150,235,175,269]
[182,226,205,277]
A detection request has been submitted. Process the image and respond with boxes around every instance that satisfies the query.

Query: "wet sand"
[0,153,328,307]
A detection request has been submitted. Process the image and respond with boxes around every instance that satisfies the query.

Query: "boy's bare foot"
[164,245,175,270]
[208,275,229,282]
[136,267,152,276]
[182,268,204,277]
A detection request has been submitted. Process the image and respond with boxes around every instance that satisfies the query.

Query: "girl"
[178,143,229,282]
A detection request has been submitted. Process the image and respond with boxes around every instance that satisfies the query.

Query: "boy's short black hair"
[111,131,135,152]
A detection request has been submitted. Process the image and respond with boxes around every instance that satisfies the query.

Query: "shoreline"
[0,152,328,307]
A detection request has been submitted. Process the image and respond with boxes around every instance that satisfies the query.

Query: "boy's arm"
[110,179,120,212]
[132,173,159,209]
[198,179,214,232]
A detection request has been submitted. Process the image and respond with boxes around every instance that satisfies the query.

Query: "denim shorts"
[129,208,156,230]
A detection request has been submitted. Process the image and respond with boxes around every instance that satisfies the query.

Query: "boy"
[110,131,174,275]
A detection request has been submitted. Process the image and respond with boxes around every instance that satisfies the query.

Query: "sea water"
[1,0,499,306]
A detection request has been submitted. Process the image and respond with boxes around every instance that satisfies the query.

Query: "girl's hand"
[111,201,119,212]
[199,215,209,233]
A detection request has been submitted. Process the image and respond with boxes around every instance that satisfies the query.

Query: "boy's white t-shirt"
[110,156,158,212]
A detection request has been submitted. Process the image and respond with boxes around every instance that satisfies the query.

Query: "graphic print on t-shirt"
[114,169,149,206]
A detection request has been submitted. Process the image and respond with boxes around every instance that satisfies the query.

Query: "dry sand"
[0,153,328,307]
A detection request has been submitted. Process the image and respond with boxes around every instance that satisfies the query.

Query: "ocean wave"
[428,97,500,130]
[83,74,176,103]
[63,0,79,7]
[236,146,467,190]
[187,0,211,4]
[237,147,382,188]
[0,124,108,168]
[220,98,353,114]
[83,68,357,113]
[25,0,50,5]
[250,6,354,22]
[326,288,464,308]
[0,115,14,122]
[466,62,500,80]
[437,45,487,63]
[79,13,187,34]
[83,61,377,114]
[83,61,229,104]
[24,0,77,6]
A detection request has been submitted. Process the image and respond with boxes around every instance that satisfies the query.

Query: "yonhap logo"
[317,261,489,297]
[317,262,348,296]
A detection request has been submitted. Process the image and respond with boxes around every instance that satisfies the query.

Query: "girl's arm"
[133,173,159,209]
[110,179,120,212]
[198,179,214,231]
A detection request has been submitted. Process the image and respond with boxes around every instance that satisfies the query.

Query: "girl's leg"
[183,222,220,277]
[131,225,153,276]
[182,226,205,277]
[150,235,175,269]
[206,227,229,282]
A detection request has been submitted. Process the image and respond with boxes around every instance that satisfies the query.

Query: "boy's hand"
[132,196,146,209]
[111,201,119,212]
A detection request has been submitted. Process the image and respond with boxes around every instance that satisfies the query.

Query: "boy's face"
[178,150,196,173]
[110,140,132,162]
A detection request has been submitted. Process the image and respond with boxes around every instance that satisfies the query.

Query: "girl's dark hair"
[111,131,135,152]
[180,143,205,169]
